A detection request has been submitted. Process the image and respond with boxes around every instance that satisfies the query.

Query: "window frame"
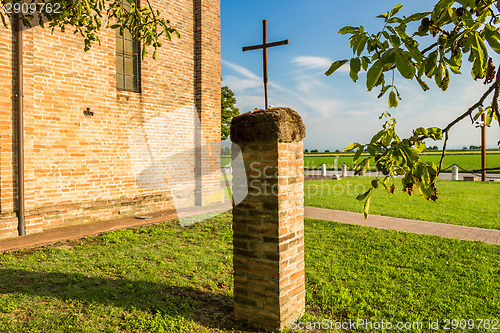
[115,0,141,93]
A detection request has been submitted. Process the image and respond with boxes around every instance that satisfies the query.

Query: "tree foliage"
[221,85,239,141]
[0,0,179,59]
[327,0,500,217]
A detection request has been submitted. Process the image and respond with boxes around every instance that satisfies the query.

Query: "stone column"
[342,163,347,178]
[230,108,306,331]
[321,163,326,176]
[452,164,459,181]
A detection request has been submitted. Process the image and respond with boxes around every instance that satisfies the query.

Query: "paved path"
[305,206,500,245]
[1,203,498,253]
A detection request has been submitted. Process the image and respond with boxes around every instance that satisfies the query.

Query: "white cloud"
[222,60,260,81]
[224,75,261,92]
[291,56,331,69]
[291,56,349,73]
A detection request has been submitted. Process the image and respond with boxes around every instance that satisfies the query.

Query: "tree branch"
[439,131,449,172]
[438,69,500,172]
[442,82,496,133]
[492,67,500,128]
[421,42,437,56]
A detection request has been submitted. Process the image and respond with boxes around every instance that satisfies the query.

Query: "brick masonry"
[231,108,306,331]
[0,0,222,238]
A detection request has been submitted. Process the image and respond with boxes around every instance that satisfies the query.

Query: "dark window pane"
[125,75,134,91]
[116,55,124,73]
[124,39,134,55]
[116,73,124,90]
[116,34,123,53]
[124,29,133,41]
[124,56,134,73]
[115,0,140,92]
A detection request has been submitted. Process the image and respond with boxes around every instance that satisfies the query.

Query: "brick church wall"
[0,0,221,238]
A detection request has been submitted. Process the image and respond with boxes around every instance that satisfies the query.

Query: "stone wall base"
[0,192,186,239]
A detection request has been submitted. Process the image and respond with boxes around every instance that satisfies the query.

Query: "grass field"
[302,152,500,173]
[1,213,499,332]
[305,177,500,230]
[222,149,500,172]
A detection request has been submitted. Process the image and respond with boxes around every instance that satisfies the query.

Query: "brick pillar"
[230,107,306,331]
[194,0,223,206]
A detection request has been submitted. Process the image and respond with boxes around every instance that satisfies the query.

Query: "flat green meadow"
[305,177,500,230]
[223,149,500,172]
[1,212,499,332]
[302,151,500,173]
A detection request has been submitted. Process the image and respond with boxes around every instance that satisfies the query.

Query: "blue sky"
[220,0,500,151]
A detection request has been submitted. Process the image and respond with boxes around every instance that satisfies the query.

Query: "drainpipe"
[16,14,25,236]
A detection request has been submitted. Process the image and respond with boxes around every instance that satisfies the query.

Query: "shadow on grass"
[0,268,254,332]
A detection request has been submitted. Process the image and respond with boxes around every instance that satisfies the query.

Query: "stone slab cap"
[230,107,306,144]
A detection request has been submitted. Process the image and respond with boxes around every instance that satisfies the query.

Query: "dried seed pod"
[421,17,431,28]
[484,57,496,85]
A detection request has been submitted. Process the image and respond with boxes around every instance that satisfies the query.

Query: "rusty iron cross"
[242,20,288,109]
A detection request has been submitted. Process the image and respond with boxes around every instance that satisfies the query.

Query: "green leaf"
[338,26,359,35]
[325,60,348,76]
[390,4,404,18]
[415,142,426,153]
[484,32,500,54]
[370,129,385,144]
[427,127,443,140]
[395,49,415,79]
[350,57,361,82]
[363,192,372,219]
[344,142,360,152]
[355,34,369,56]
[473,106,486,121]
[403,11,431,23]
[353,146,364,164]
[445,55,462,74]
[377,13,389,20]
[356,188,372,201]
[361,56,370,70]
[388,17,403,24]
[388,90,398,108]
[471,56,485,79]
[377,85,393,98]
[389,34,401,48]
[415,76,430,91]
[486,109,493,126]
[366,59,384,91]
[435,64,449,91]
[424,51,438,78]
[471,32,488,71]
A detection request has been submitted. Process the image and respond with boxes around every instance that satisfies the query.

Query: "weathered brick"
[0,0,221,238]
[232,108,305,331]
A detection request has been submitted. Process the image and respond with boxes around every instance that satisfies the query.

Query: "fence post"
[452,164,459,181]
[321,163,326,176]
[230,107,306,331]
[342,163,347,178]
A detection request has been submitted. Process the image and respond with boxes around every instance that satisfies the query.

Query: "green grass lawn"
[302,153,500,173]
[223,150,500,172]
[305,177,500,230]
[0,213,499,332]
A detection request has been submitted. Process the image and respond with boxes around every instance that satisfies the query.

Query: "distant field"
[221,149,500,172]
[303,153,500,173]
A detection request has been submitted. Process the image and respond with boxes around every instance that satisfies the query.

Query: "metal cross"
[242,20,288,109]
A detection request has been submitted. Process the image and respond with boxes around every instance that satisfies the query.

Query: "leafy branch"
[326,0,500,217]
[0,0,179,59]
